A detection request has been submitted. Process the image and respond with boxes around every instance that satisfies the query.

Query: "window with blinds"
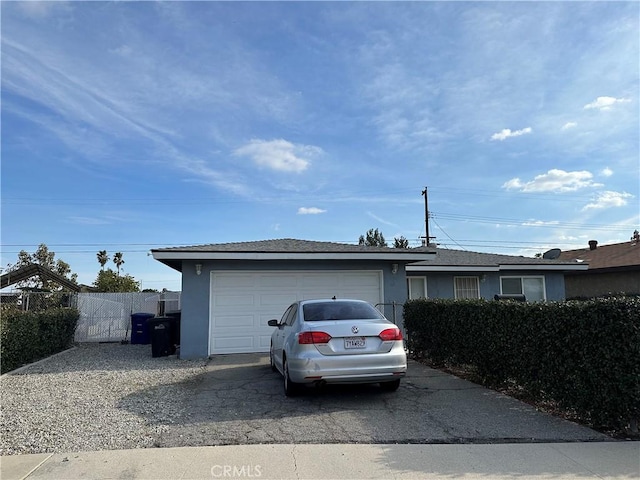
[454,276,480,299]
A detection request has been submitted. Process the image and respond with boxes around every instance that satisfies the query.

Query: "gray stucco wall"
[408,271,567,301]
[178,259,411,359]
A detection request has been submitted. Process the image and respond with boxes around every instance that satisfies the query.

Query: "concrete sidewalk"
[2,442,639,480]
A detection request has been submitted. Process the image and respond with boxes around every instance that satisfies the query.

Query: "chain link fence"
[0,291,77,312]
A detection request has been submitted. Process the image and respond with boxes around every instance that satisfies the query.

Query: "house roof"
[0,264,81,292]
[558,240,640,271]
[407,248,588,272]
[152,238,436,271]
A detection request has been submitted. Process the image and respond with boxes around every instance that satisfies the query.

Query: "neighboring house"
[557,238,640,299]
[152,239,435,359]
[406,248,588,302]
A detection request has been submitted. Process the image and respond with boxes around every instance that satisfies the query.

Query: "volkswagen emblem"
[351,326,359,334]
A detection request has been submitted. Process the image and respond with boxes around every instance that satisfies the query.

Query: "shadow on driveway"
[117,353,610,447]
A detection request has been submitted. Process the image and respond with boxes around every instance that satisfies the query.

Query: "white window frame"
[500,275,546,301]
[407,276,427,299]
[454,276,480,299]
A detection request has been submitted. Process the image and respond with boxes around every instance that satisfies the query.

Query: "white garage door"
[209,270,383,354]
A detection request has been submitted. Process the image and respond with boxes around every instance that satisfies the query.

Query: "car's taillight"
[298,331,332,344]
[379,328,403,341]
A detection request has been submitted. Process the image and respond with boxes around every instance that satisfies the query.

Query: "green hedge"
[404,297,640,430]
[0,307,79,374]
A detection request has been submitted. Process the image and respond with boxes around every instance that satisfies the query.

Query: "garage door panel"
[260,313,281,324]
[343,273,380,287]
[215,294,255,307]
[213,275,256,288]
[300,275,337,288]
[210,271,382,354]
[258,275,298,288]
[212,336,255,351]
[214,315,254,328]
[259,294,297,306]
[259,336,272,348]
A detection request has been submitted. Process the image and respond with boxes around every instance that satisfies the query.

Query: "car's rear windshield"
[302,302,384,321]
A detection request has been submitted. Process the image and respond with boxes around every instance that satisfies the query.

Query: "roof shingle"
[558,240,640,270]
[153,238,433,254]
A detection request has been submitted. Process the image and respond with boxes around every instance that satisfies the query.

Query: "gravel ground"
[0,343,208,456]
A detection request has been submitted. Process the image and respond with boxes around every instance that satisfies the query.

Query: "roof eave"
[407,265,500,272]
[407,263,589,272]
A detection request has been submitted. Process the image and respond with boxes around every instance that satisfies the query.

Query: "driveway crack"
[291,444,300,480]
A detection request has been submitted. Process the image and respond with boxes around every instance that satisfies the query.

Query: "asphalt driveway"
[122,352,609,448]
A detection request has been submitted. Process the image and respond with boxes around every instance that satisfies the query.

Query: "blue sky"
[2,1,638,291]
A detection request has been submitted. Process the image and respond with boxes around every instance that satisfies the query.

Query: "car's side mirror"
[267,319,279,327]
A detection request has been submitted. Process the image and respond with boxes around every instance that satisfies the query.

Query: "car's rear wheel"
[269,343,277,372]
[283,357,301,397]
[380,379,401,392]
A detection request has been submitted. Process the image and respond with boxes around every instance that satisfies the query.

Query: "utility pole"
[421,187,435,247]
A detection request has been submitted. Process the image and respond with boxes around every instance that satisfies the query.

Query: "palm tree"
[113,252,124,276]
[97,250,109,270]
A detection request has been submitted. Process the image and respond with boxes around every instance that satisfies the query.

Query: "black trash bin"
[165,310,181,349]
[148,317,172,357]
[130,313,155,345]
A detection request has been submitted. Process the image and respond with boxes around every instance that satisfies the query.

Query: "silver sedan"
[268,298,407,396]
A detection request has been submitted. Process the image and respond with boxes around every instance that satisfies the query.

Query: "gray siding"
[179,259,409,359]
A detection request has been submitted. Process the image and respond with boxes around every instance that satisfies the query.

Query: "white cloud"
[503,169,603,193]
[233,139,321,173]
[600,167,613,177]
[366,211,398,227]
[561,122,577,130]
[521,220,560,227]
[583,96,631,111]
[297,207,327,215]
[15,1,70,18]
[490,127,532,141]
[582,191,633,211]
[67,216,112,225]
[110,45,133,57]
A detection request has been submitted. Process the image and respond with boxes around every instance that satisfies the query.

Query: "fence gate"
[74,292,181,342]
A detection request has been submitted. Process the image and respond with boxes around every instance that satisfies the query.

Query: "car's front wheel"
[283,357,301,397]
[380,379,401,392]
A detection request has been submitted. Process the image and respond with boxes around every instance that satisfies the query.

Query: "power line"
[2,183,624,207]
[431,212,634,231]
[431,217,466,250]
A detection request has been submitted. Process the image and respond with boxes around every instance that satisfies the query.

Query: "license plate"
[344,337,366,349]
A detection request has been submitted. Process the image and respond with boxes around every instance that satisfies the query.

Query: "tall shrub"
[403,297,640,430]
[0,307,79,374]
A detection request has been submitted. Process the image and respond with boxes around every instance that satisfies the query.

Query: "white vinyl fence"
[74,292,181,343]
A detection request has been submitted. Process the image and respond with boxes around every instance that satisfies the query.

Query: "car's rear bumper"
[287,347,407,384]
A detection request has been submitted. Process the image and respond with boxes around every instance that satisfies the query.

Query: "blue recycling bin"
[130,313,155,344]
